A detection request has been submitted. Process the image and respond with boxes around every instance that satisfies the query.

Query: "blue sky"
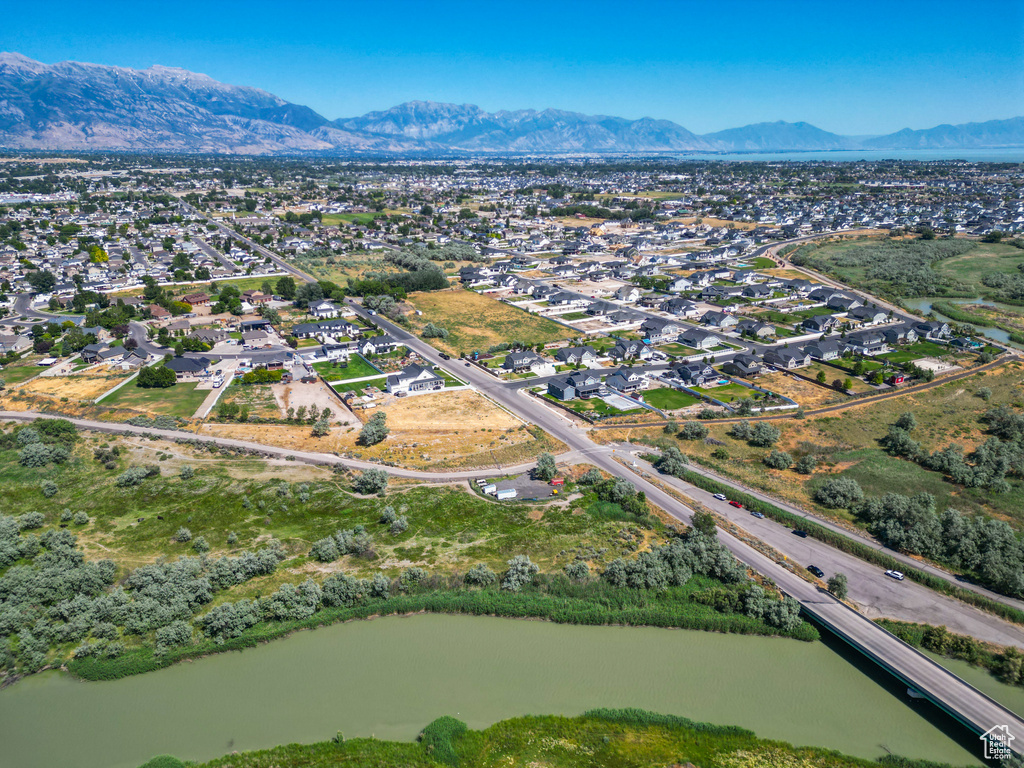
[3,0,1022,134]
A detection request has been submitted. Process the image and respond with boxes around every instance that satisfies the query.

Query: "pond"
[0,614,996,768]
[901,296,1020,346]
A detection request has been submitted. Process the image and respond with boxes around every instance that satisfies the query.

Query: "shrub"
[179,465,194,480]
[311,417,330,437]
[814,477,864,508]
[310,537,340,562]
[654,446,688,477]
[192,536,210,554]
[464,563,497,586]
[749,422,781,447]
[564,561,590,581]
[369,573,390,599]
[663,420,678,435]
[679,421,709,440]
[399,567,427,591]
[19,443,52,467]
[16,427,40,446]
[174,527,193,543]
[419,715,467,767]
[358,412,389,446]
[73,511,89,526]
[501,555,539,592]
[353,468,389,494]
[116,465,160,488]
[578,468,603,485]
[794,455,817,474]
[390,516,409,535]
[19,512,45,530]
[226,531,238,545]
[762,450,793,470]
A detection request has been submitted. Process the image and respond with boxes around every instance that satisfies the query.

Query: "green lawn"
[644,387,702,410]
[320,212,384,227]
[330,376,388,395]
[694,383,752,401]
[311,354,379,380]
[98,380,209,418]
[876,341,951,366]
[0,356,47,384]
[560,311,590,321]
[750,256,777,269]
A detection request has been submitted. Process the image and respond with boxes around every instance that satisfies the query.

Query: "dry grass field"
[15,370,134,402]
[756,371,852,408]
[199,390,566,469]
[408,289,568,356]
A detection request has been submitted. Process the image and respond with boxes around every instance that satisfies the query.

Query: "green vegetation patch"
[98,380,208,418]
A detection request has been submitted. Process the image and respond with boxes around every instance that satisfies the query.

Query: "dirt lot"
[15,369,134,402]
[274,381,361,427]
[197,389,564,469]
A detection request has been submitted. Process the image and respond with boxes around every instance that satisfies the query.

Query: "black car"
[793,529,808,538]
[439,352,450,360]
[807,565,824,578]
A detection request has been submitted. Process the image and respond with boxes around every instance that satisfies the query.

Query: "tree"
[894,412,917,432]
[691,511,718,538]
[564,561,590,581]
[728,421,752,440]
[679,421,709,440]
[814,477,864,508]
[276,277,298,300]
[464,563,497,586]
[827,573,849,599]
[137,365,176,389]
[501,555,539,592]
[534,452,557,481]
[663,420,679,435]
[353,468,389,495]
[762,450,793,470]
[654,445,688,477]
[358,412,389,446]
[749,422,781,447]
[311,417,331,437]
[816,370,827,384]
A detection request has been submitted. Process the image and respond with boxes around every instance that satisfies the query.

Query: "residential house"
[847,306,888,326]
[554,346,598,366]
[674,361,716,386]
[385,363,444,394]
[741,284,773,300]
[547,371,601,401]
[678,328,721,350]
[735,319,775,339]
[844,330,889,356]
[641,318,684,343]
[361,335,402,356]
[613,285,640,303]
[502,350,547,373]
[164,356,212,379]
[826,293,864,312]
[882,324,919,345]
[241,290,271,305]
[609,340,653,362]
[723,353,763,378]
[913,320,951,340]
[802,339,845,361]
[802,314,839,333]
[700,310,738,329]
[660,297,701,318]
[309,300,342,319]
[182,292,210,306]
[190,328,230,345]
[605,367,648,394]
[0,334,30,354]
[763,348,811,369]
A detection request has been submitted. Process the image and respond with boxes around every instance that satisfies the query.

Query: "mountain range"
[1,52,1022,155]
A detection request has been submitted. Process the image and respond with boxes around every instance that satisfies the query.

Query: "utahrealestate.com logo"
[982,725,1016,760]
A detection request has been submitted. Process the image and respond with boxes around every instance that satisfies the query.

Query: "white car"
[885,569,905,581]
[713,493,727,501]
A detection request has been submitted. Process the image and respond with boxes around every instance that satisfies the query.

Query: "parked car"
[713,493,727,501]
[751,511,765,519]
[728,500,743,509]
[793,529,808,538]
[808,565,825,578]
[885,569,905,581]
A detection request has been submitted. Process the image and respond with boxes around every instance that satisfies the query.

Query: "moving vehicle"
[793,529,808,538]
[808,565,825,578]
[751,511,765,519]
[464,362,471,367]
[885,569,905,581]
[713,493,727,501]
[728,500,742,509]
[439,352,450,360]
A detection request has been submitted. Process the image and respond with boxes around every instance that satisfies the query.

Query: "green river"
[0,614,1001,768]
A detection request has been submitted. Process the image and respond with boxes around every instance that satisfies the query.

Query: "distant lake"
[672,148,1024,163]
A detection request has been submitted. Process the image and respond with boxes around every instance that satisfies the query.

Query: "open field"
[200,389,563,469]
[596,360,1024,527]
[749,371,849,409]
[16,370,134,402]
[934,242,1024,295]
[320,212,383,227]
[408,289,568,356]
[98,380,209,418]
[108,275,284,299]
